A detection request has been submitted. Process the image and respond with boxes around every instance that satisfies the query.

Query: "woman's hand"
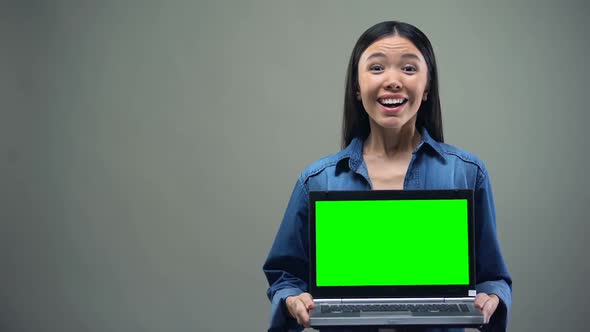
[285,292,316,327]
[474,293,500,324]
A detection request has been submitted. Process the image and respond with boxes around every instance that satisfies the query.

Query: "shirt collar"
[417,127,446,160]
[339,127,447,172]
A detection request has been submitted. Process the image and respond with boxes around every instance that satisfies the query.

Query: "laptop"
[308,189,484,327]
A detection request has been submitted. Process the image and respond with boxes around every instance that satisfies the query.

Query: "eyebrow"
[365,52,421,61]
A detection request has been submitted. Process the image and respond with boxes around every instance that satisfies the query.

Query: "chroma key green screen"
[314,199,469,286]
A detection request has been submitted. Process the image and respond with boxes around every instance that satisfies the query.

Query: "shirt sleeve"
[263,176,310,331]
[473,164,513,332]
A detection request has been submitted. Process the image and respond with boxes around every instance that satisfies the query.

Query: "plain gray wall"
[2,0,588,331]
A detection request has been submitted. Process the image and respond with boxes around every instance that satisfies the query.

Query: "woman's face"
[357,35,429,132]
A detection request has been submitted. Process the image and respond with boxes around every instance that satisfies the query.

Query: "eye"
[369,64,384,72]
[402,65,417,73]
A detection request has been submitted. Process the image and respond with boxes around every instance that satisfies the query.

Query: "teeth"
[380,98,405,104]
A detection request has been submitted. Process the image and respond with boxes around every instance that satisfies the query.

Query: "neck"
[364,121,421,159]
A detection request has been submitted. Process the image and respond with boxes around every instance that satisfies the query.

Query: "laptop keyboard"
[320,303,469,313]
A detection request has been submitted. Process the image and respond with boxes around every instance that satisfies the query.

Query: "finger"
[300,312,311,328]
[299,293,316,310]
[286,297,303,321]
[482,298,498,324]
[474,293,489,309]
[295,300,311,327]
[481,299,494,324]
[291,298,311,327]
[483,306,491,323]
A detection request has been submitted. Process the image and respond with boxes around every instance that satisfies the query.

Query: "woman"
[263,21,512,332]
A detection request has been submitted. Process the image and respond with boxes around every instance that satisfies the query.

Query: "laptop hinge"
[315,297,475,303]
[444,297,476,303]
[340,298,445,303]
[314,298,342,304]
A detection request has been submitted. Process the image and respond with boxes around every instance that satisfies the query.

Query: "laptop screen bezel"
[308,189,476,299]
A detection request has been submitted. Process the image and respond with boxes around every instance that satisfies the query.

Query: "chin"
[376,119,406,129]
[372,112,418,130]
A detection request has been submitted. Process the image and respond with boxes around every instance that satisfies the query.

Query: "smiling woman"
[263,21,512,332]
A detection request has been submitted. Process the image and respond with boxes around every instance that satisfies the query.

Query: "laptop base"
[309,299,484,327]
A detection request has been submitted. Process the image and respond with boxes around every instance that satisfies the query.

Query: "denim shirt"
[263,129,512,332]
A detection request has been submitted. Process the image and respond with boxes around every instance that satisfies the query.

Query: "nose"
[386,79,402,91]
[385,72,402,91]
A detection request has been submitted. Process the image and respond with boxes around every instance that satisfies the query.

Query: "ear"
[356,91,361,101]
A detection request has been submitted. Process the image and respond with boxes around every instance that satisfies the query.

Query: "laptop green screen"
[315,199,470,287]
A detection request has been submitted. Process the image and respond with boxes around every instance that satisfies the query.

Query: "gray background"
[2,0,588,331]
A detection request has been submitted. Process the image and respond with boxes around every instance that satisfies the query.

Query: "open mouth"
[378,97,408,108]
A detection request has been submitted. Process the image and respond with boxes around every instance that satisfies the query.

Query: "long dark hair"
[342,21,444,147]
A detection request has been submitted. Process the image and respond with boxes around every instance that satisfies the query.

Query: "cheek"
[357,75,368,92]
[358,76,379,94]
[408,79,428,99]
